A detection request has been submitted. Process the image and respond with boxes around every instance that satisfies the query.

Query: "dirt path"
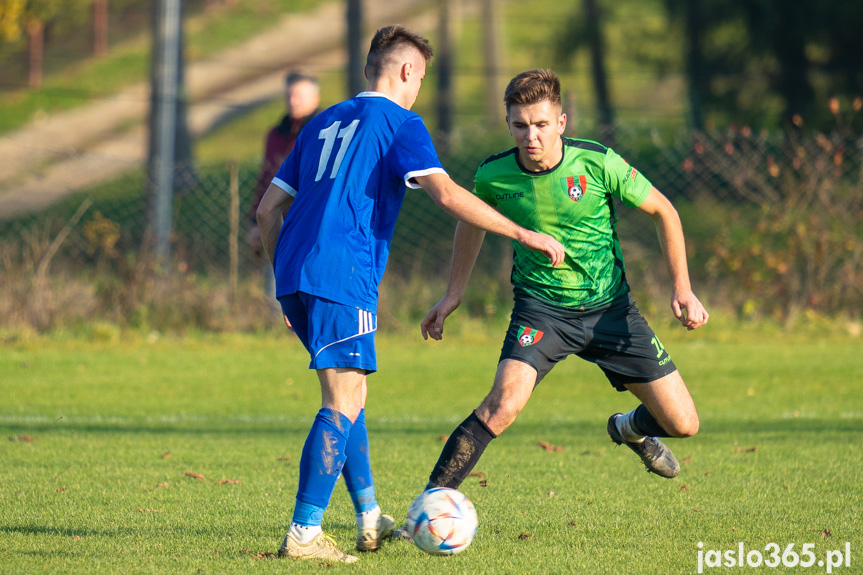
[0,0,439,220]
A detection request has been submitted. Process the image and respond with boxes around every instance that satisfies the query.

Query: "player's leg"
[584,294,696,478]
[280,367,363,563]
[607,371,699,479]
[621,370,699,439]
[277,294,384,562]
[341,376,395,552]
[427,359,538,490]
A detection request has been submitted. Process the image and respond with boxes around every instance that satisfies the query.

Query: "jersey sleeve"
[388,117,446,189]
[603,148,652,208]
[271,138,301,197]
[472,166,498,207]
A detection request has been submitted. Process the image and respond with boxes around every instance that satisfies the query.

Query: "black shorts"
[499,292,677,391]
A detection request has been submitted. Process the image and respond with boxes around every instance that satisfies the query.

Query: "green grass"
[2,322,861,574]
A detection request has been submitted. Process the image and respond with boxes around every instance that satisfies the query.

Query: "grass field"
[2,321,861,574]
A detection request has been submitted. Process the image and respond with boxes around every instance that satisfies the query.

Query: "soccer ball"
[405,487,478,555]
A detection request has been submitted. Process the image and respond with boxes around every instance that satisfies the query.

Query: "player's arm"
[421,221,486,341]
[637,187,709,331]
[255,182,294,265]
[414,172,564,267]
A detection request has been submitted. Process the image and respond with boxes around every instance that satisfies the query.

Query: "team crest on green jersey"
[517,325,544,347]
[562,175,588,202]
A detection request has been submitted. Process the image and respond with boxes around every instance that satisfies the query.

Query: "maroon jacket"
[250,112,316,223]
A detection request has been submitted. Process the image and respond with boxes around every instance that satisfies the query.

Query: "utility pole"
[149,0,181,267]
[346,0,364,97]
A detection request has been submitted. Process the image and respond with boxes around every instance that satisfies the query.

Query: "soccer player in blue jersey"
[255,27,565,563]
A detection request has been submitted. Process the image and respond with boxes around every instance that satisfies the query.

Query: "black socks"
[428,411,497,489]
[632,403,671,438]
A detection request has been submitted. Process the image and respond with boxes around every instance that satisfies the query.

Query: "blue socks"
[342,409,378,514]
[292,408,352,527]
[291,407,379,527]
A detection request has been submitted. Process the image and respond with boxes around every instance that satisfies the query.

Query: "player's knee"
[667,413,699,438]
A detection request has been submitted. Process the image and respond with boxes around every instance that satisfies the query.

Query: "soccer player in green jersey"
[416,68,709,496]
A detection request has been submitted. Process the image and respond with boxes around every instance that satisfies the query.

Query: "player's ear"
[558,113,567,134]
[505,116,511,135]
[401,61,412,83]
[363,64,368,81]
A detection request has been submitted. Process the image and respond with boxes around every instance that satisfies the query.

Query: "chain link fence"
[1,127,861,332]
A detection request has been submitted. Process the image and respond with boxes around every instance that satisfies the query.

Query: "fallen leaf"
[518,534,530,540]
[680,485,690,492]
[278,455,291,461]
[468,471,486,479]
[536,441,563,452]
[217,479,241,485]
[734,446,759,453]
[703,471,712,476]
[8,435,35,442]
[241,549,275,559]
[161,451,171,459]
[71,536,80,541]
[155,482,169,489]
[681,456,692,463]
[185,472,206,481]
[138,508,163,513]
[438,435,449,442]
[56,487,68,493]
[568,521,578,526]
[547,491,555,498]
[821,528,832,538]
[479,480,488,487]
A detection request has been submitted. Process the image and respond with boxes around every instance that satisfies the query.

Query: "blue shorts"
[279,292,377,373]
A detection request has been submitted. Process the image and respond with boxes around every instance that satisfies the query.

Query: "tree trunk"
[346,0,364,97]
[26,19,44,88]
[92,0,109,57]
[436,0,459,152]
[481,0,504,124]
[683,0,705,130]
[583,0,614,145]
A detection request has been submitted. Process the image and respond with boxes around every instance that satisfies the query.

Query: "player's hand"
[421,295,461,341]
[671,290,709,331]
[518,230,565,267]
[283,314,295,333]
[246,225,262,255]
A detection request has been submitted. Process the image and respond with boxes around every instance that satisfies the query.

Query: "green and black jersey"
[473,137,652,311]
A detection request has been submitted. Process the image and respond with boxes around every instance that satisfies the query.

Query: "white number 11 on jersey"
[315,119,360,182]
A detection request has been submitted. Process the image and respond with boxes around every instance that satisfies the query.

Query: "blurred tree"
[666,0,863,131]
[0,0,90,86]
[91,0,108,57]
[553,0,615,144]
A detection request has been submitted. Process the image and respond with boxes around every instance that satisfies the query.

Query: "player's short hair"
[504,69,561,112]
[285,72,319,91]
[366,25,434,79]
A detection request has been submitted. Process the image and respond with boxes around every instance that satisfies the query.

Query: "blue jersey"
[271,92,446,311]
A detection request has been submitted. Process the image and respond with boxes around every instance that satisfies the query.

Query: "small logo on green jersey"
[517,325,544,347]
[562,175,587,202]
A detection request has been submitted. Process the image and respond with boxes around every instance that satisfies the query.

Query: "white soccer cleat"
[278,531,359,563]
[356,513,396,552]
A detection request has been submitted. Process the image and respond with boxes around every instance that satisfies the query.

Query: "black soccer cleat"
[607,413,680,478]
